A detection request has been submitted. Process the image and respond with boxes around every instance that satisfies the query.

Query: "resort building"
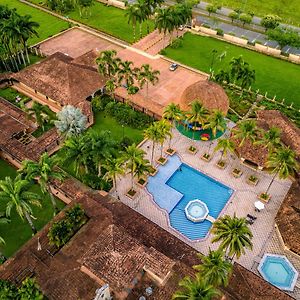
[9,52,107,126]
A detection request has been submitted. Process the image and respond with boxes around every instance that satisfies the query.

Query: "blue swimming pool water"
[147,155,233,240]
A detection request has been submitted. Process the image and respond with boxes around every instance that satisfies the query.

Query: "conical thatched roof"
[178,80,229,113]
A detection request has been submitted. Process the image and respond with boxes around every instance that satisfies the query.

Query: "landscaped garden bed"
[149,166,158,176]
[0,87,31,108]
[137,177,147,188]
[48,204,87,249]
[247,175,259,186]
[232,167,243,178]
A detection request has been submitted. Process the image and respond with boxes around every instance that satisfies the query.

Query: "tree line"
[0,5,39,72]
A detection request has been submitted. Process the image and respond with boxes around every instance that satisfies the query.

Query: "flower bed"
[157,157,168,165]
[232,168,243,178]
[126,188,137,199]
[188,145,198,154]
[258,192,271,203]
[216,160,227,169]
[137,177,147,188]
[149,166,157,176]
[201,153,212,162]
[165,148,176,156]
[247,175,259,186]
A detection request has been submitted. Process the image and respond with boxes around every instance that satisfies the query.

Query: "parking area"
[38,27,124,58]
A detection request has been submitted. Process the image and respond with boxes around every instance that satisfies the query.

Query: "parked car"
[169,63,178,71]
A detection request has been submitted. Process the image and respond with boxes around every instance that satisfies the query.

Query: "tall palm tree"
[203,110,227,138]
[60,135,91,176]
[214,138,235,161]
[0,176,42,234]
[255,126,282,152]
[134,158,151,184]
[117,60,136,88]
[16,14,39,64]
[123,144,146,190]
[240,66,255,89]
[27,101,54,131]
[125,4,140,42]
[158,119,172,157]
[187,100,209,140]
[89,131,115,176]
[211,214,253,259]
[229,56,245,79]
[155,8,173,46]
[19,153,64,216]
[144,122,162,165]
[103,158,124,196]
[138,64,160,98]
[232,120,257,147]
[172,274,220,300]
[96,50,120,78]
[136,0,150,38]
[264,146,299,195]
[194,249,233,287]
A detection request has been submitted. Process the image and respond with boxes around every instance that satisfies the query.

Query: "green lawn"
[164,33,300,108]
[0,87,31,107]
[1,0,69,45]
[88,111,144,144]
[205,0,300,26]
[28,0,154,43]
[0,159,65,258]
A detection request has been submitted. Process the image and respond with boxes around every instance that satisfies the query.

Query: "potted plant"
[216,159,227,169]
[137,177,147,187]
[258,192,271,203]
[201,152,212,162]
[157,156,168,165]
[165,147,176,156]
[247,174,259,186]
[232,167,243,178]
[126,188,137,199]
[188,145,198,154]
[149,165,157,176]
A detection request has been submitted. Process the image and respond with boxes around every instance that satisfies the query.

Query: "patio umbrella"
[255,201,265,211]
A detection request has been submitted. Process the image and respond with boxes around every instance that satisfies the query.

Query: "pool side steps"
[206,215,216,223]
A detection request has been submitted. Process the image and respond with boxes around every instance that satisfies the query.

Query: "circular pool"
[185,200,209,223]
[258,254,298,291]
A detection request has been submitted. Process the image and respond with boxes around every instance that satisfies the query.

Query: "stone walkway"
[114,125,293,280]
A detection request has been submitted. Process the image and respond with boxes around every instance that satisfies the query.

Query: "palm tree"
[0,176,42,234]
[240,66,255,89]
[125,4,140,42]
[232,120,257,147]
[60,135,91,176]
[158,119,172,157]
[27,101,54,131]
[19,153,64,216]
[144,122,162,165]
[187,100,209,141]
[211,214,253,259]
[117,60,136,88]
[89,131,115,176]
[255,126,282,152]
[229,56,245,79]
[264,146,299,195]
[172,274,220,300]
[134,158,151,185]
[138,64,160,98]
[103,158,124,196]
[155,8,173,46]
[123,144,146,190]
[105,78,118,97]
[136,0,150,38]
[16,14,39,64]
[214,138,235,161]
[96,50,120,78]
[203,110,226,138]
[194,249,233,287]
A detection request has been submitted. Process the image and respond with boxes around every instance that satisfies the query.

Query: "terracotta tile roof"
[257,110,300,157]
[72,49,99,69]
[13,52,106,108]
[276,181,300,255]
[82,224,174,298]
[179,80,230,114]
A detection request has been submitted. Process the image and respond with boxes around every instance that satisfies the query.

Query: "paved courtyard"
[115,124,296,291]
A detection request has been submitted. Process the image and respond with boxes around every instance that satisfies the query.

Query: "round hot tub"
[185,200,209,223]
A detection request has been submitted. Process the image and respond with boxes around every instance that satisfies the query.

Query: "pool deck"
[115,124,298,294]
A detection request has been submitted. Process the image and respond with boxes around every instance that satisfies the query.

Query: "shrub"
[261,14,281,30]
[216,28,224,36]
[171,38,183,48]
[65,204,85,227]
[239,13,252,26]
[229,11,239,23]
[81,173,112,191]
[206,4,217,16]
[120,136,133,149]
[0,280,18,299]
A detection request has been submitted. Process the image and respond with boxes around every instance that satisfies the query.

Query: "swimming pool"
[147,155,233,240]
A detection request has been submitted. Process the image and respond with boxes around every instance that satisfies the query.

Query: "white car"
[169,63,178,71]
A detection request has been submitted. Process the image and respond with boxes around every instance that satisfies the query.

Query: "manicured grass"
[0,159,65,258]
[88,111,144,144]
[0,87,31,107]
[205,0,300,26]
[1,0,69,45]
[28,0,154,43]
[164,33,300,108]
